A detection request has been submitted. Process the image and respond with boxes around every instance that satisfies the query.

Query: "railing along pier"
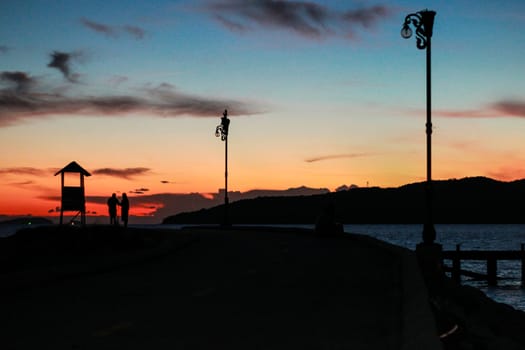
[442,244,525,286]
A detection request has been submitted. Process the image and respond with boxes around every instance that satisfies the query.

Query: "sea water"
[344,224,525,311]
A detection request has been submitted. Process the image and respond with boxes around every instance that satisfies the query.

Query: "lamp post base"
[416,241,443,285]
[222,197,230,227]
[422,222,436,244]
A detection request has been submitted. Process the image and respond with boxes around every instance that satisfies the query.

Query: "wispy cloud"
[305,153,371,163]
[0,49,260,127]
[11,180,35,186]
[123,25,146,40]
[0,72,260,127]
[207,1,394,39]
[432,109,492,118]
[0,167,48,176]
[80,18,146,40]
[108,75,129,86]
[130,187,150,194]
[80,18,117,37]
[0,71,36,93]
[92,167,151,180]
[487,166,525,181]
[0,45,10,54]
[414,99,525,119]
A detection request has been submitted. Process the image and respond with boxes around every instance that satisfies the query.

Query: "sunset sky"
[1,0,524,220]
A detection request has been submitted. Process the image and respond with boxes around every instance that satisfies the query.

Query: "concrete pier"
[1,226,441,349]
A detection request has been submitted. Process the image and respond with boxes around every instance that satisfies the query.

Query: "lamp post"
[215,109,230,226]
[401,9,436,244]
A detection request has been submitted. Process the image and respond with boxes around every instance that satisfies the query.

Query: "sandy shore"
[0,225,514,349]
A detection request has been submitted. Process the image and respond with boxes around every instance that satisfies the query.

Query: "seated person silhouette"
[315,202,344,236]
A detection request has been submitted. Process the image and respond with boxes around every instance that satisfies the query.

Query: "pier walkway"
[2,227,441,349]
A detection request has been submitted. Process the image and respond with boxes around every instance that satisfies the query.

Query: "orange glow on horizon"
[2,167,525,218]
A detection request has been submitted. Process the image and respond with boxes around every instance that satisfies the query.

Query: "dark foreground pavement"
[2,227,441,349]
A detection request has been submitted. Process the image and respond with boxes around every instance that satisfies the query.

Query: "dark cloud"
[305,153,370,163]
[2,54,259,126]
[491,100,525,118]
[80,18,117,37]
[0,167,47,176]
[47,51,83,83]
[0,45,9,54]
[161,180,175,184]
[42,187,329,223]
[81,18,146,40]
[92,167,151,180]
[0,83,259,126]
[130,187,150,194]
[128,187,329,221]
[0,71,36,93]
[207,1,393,39]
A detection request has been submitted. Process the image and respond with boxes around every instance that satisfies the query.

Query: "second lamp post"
[401,9,437,244]
[215,109,230,226]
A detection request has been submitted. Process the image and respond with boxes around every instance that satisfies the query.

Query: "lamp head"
[401,25,412,39]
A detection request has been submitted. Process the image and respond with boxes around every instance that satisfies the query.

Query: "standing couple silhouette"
[107,193,130,227]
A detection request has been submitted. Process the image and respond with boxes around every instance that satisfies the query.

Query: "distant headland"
[163,177,525,224]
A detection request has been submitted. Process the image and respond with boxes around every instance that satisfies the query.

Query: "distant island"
[163,177,525,224]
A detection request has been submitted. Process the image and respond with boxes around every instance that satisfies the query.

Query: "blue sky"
[1,0,524,218]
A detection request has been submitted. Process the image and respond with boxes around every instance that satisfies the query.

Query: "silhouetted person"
[315,202,344,236]
[120,193,129,228]
[107,193,120,225]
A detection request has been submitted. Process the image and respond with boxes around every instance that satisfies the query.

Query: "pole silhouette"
[215,109,230,226]
[402,9,436,244]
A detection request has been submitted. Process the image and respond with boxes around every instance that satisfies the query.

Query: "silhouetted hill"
[163,177,525,224]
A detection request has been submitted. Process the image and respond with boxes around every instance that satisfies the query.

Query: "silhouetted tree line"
[163,177,525,224]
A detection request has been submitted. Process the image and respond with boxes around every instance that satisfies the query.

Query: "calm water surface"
[344,224,525,311]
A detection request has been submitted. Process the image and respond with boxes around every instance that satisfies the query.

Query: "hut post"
[60,172,64,225]
[80,172,86,225]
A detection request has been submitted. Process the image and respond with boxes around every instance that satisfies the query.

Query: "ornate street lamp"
[401,10,437,245]
[215,109,230,226]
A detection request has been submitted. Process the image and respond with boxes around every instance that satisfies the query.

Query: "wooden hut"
[54,161,91,225]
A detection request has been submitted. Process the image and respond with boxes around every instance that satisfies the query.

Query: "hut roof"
[54,161,91,176]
